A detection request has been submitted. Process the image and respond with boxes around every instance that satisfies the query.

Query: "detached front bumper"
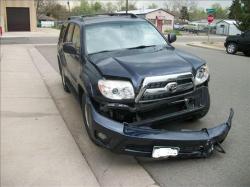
[86,99,234,158]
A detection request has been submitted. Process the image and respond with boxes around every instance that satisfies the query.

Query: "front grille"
[136,72,194,103]
[147,82,168,88]
[140,87,193,101]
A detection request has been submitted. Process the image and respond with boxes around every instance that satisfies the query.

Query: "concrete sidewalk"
[0,45,99,187]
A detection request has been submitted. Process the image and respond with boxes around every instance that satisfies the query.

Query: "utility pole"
[126,0,128,13]
[208,23,210,43]
[67,1,70,13]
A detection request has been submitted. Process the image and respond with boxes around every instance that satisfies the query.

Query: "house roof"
[38,14,56,21]
[117,8,174,16]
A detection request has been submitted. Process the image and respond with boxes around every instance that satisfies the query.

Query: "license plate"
[152,146,179,158]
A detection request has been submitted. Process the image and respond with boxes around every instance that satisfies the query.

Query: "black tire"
[188,94,210,121]
[61,68,70,93]
[190,107,210,121]
[81,94,100,146]
[58,57,70,93]
[226,43,237,54]
[58,59,70,93]
[243,51,250,57]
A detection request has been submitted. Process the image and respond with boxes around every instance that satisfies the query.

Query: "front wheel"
[226,43,237,54]
[189,107,210,121]
[188,93,210,121]
[243,51,250,57]
[81,94,100,146]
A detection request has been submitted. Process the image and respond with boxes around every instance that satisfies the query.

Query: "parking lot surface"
[36,43,250,187]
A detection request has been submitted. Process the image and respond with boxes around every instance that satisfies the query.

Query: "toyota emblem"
[166,82,178,93]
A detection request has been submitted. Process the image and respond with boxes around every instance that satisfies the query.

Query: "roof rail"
[68,13,138,20]
[103,13,138,18]
[68,16,82,20]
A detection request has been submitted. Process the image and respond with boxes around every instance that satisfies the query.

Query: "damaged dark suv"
[57,14,233,159]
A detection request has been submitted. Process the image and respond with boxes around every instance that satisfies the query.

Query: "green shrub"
[164,29,182,36]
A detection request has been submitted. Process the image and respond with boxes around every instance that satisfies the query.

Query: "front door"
[62,23,75,87]
[157,19,163,32]
[62,23,82,90]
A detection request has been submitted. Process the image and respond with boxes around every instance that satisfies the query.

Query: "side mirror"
[167,33,177,43]
[63,43,76,54]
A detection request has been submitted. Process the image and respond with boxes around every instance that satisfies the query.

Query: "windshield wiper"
[126,45,156,50]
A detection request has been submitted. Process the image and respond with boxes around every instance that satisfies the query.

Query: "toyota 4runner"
[57,14,233,159]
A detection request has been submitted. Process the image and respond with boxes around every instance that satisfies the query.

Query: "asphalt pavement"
[35,43,250,187]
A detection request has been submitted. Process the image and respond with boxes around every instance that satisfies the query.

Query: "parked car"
[57,14,233,159]
[224,30,250,56]
[174,23,185,30]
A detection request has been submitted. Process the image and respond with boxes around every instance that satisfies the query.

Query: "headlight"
[98,80,135,100]
[194,64,209,86]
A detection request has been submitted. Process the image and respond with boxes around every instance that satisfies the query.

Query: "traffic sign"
[206,8,215,14]
[207,15,214,23]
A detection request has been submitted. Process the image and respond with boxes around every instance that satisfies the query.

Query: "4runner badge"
[166,82,178,93]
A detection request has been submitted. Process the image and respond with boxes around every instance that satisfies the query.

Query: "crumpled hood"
[89,48,205,88]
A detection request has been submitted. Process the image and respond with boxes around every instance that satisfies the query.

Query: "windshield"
[85,21,167,54]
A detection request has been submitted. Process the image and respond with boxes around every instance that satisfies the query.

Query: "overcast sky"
[97,0,233,9]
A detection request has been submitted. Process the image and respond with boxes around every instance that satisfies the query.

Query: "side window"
[59,23,67,42]
[64,23,74,42]
[72,25,81,50]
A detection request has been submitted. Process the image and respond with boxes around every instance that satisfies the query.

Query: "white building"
[118,9,174,32]
[216,20,242,36]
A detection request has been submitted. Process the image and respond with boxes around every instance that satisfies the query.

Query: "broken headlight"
[98,80,135,100]
[194,64,209,86]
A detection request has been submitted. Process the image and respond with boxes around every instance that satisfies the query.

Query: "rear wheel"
[61,68,70,93]
[58,57,70,93]
[226,43,237,54]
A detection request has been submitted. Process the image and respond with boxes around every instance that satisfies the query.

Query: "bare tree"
[165,0,197,11]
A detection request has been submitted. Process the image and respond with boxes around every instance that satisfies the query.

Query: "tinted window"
[72,25,80,50]
[65,23,74,42]
[59,23,67,42]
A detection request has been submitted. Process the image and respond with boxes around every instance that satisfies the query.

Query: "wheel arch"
[226,41,238,46]
[78,81,93,106]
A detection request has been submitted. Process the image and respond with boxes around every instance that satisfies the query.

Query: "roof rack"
[68,13,138,20]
